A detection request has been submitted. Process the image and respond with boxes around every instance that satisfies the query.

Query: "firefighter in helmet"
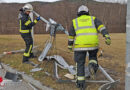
[68,5,111,88]
[19,4,40,63]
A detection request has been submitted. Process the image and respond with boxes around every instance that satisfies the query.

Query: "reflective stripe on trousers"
[77,76,85,81]
[24,45,33,57]
[21,34,33,57]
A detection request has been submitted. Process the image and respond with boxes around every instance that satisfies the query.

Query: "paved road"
[0,69,34,90]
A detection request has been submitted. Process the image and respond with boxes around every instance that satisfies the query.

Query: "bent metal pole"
[33,11,50,24]
[99,65,114,82]
[30,12,34,46]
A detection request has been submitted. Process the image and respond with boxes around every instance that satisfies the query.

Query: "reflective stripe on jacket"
[19,12,38,33]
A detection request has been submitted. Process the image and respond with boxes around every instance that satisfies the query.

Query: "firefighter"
[18,4,40,63]
[68,5,111,88]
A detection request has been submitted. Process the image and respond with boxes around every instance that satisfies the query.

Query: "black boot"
[29,53,37,58]
[88,63,99,79]
[22,56,29,63]
[76,80,85,89]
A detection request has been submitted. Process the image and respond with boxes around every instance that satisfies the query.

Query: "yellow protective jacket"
[68,15,109,51]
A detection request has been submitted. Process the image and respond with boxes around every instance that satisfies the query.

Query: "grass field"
[0,33,125,90]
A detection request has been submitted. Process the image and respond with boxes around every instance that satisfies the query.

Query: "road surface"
[0,69,34,90]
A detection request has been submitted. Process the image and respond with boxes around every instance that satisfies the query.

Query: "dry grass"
[0,33,125,90]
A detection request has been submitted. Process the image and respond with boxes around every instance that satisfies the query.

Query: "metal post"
[54,62,60,79]
[126,0,130,90]
[30,12,34,46]
[99,65,115,82]
[33,11,49,24]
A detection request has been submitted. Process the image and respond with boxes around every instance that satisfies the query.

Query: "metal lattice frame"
[32,11,119,90]
[52,56,119,90]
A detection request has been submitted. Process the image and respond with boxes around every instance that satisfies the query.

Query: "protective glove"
[36,16,40,21]
[68,46,73,52]
[105,35,111,45]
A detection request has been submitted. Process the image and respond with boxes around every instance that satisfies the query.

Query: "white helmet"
[23,3,33,12]
[78,5,89,13]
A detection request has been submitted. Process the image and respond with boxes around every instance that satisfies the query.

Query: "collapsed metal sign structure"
[0,10,120,90]
[32,11,120,90]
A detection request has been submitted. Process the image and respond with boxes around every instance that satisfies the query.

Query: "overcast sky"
[94,0,127,4]
[0,0,127,3]
[0,0,60,3]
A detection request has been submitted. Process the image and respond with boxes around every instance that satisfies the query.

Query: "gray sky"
[0,0,127,3]
[0,0,60,3]
[94,0,127,4]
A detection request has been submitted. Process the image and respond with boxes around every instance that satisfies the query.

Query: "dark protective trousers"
[74,49,98,77]
[21,33,33,58]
